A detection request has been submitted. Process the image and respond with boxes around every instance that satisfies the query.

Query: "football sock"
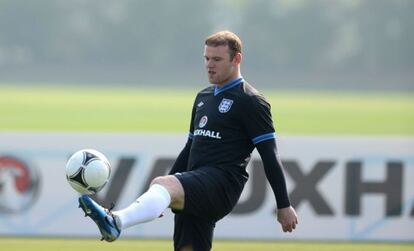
[113,184,171,229]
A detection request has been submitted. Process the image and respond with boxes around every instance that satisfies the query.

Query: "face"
[204,45,240,87]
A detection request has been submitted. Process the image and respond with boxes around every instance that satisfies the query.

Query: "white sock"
[113,184,171,229]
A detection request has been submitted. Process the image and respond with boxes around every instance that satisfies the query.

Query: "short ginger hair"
[205,30,242,60]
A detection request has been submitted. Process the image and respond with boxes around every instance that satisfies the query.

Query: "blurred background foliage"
[0,0,413,90]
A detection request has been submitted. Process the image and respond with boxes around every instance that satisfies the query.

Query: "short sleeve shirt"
[187,77,276,182]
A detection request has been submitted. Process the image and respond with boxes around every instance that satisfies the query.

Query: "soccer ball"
[65,149,111,195]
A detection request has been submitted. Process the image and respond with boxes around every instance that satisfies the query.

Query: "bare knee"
[150,175,184,210]
[151,175,178,189]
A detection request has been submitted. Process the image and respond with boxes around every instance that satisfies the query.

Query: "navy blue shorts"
[173,166,245,251]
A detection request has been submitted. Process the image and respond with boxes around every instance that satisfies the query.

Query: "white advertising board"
[0,132,413,241]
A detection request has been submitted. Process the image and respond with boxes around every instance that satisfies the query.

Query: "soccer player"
[78,30,298,251]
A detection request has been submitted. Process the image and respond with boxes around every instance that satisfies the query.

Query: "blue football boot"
[78,195,121,242]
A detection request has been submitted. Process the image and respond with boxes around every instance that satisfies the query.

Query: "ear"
[233,52,242,64]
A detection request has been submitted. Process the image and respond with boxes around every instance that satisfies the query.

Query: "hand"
[277,206,298,233]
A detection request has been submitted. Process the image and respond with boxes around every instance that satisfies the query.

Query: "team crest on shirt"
[199,115,208,128]
[218,98,233,113]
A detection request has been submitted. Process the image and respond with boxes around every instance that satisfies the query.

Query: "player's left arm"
[256,139,298,233]
[242,92,298,232]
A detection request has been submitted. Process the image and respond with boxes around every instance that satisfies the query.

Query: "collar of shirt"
[214,77,244,96]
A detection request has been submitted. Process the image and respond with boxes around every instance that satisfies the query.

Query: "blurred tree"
[0,0,412,89]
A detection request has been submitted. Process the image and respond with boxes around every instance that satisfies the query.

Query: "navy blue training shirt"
[187,77,275,176]
[169,77,291,208]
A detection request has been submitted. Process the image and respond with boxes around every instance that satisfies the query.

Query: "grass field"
[0,85,413,135]
[1,85,413,250]
[0,238,413,251]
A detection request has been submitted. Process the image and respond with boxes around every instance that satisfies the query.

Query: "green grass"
[1,85,413,135]
[0,86,413,249]
[0,238,412,251]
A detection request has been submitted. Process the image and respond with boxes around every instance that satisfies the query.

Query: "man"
[79,30,298,251]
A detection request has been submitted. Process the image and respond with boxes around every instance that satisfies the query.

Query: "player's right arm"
[168,138,192,174]
[168,95,197,174]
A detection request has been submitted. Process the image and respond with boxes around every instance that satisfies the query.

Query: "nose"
[206,59,214,68]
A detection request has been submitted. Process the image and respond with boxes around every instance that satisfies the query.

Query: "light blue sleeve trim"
[188,132,194,139]
[252,132,276,145]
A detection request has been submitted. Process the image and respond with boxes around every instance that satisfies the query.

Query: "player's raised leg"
[78,195,121,242]
[113,175,184,228]
[79,175,184,242]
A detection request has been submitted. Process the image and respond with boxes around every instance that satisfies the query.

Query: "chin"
[208,77,217,84]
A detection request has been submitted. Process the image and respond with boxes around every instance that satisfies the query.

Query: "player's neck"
[214,77,243,96]
[216,74,242,88]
